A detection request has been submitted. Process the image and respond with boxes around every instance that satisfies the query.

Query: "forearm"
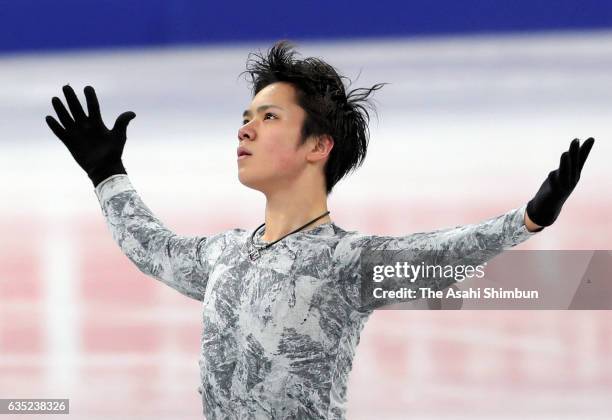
[418,203,539,257]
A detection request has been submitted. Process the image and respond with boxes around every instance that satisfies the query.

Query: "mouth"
[237,147,253,159]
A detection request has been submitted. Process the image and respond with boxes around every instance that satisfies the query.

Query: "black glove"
[46,85,136,187]
[526,137,594,228]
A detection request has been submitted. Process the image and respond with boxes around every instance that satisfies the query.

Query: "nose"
[238,123,255,142]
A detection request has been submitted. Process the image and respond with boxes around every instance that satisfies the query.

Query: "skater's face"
[237,81,319,193]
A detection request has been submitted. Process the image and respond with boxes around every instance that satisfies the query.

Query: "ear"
[306,134,334,163]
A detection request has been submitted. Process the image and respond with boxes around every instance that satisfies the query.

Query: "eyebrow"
[242,104,285,118]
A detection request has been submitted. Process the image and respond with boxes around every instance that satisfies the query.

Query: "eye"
[264,112,277,120]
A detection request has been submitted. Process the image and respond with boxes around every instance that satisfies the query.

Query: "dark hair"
[239,40,388,195]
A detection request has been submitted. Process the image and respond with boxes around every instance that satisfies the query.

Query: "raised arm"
[337,138,595,312]
[337,204,540,311]
[46,85,224,301]
[94,175,224,301]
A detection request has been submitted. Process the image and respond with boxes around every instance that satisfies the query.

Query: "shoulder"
[209,227,250,248]
[330,226,372,264]
[333,226,381,253]
[199,227,249,263]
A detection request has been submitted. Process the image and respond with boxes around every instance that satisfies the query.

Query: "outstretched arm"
[337,138,595,311]
[94,175,223,301]
[46,85,224,301]
[337,203,539,311]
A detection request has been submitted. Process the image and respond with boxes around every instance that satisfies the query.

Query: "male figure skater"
[46,41,594,419]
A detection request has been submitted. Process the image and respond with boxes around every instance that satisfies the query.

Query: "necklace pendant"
[249,247,261,261]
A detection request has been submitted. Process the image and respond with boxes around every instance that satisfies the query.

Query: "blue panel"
[1,0,612,54]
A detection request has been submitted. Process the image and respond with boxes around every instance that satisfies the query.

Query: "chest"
[202,243,341,337]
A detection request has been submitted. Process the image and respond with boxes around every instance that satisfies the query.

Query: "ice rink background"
[1,31,612,419]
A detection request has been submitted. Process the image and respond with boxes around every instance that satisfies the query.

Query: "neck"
[261,185,331,243]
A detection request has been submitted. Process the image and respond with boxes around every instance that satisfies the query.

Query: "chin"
[238,172,264,192]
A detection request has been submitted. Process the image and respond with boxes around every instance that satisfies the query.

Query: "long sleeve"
[336,204,542,311]
[94,174,225,301]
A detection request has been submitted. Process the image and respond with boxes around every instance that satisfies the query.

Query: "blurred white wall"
[0,32,611,419]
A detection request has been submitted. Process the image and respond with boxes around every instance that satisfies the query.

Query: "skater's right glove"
[46,85,136,188]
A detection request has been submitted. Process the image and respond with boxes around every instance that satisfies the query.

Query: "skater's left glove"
[526,137,595,228]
